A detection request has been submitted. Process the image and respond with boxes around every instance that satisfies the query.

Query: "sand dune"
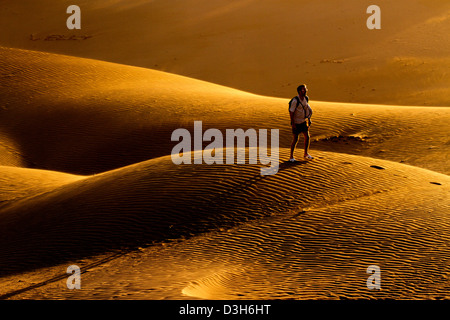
[0,149,449,299]
[0,166,83,207]
[1,0,449,105]
[0,5,449,299]
[1,47,449,176]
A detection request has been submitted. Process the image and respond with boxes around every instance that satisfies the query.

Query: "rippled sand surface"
[0,0,449,300]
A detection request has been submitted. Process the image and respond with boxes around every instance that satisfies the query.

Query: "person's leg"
[302,130,311,157]
[290,134,299,159]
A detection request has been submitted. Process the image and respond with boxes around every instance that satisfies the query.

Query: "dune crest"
[1,47,449,177]
[0,149,448,299]
[1,0,449,104]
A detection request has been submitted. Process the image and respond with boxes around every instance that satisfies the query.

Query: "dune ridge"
[1,47,449,177]
[0,149,448,299]
[0,166,83,208]
[0,148,448,275]
[1,0,449,105]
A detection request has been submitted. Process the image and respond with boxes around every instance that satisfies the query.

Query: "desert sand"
[1,0,450,105]
[0,0,449,300]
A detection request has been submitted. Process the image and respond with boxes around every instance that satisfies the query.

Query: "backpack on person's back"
[288,95,309,118]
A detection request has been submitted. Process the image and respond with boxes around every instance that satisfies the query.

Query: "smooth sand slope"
[1,47,449,176]
[0,46,449,299]
[0,166,83,206]
[1,0,449,105]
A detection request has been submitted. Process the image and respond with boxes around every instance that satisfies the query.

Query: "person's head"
[297,84,308,96]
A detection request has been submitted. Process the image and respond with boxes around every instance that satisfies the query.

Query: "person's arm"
[289,100,296,128]
[306,104,313,126]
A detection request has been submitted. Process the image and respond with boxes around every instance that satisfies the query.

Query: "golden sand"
[0,1,449,300]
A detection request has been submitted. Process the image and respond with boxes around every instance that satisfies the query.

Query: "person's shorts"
[292,121,309,134]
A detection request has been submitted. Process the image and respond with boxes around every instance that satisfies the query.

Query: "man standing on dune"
[289,84,313,161]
